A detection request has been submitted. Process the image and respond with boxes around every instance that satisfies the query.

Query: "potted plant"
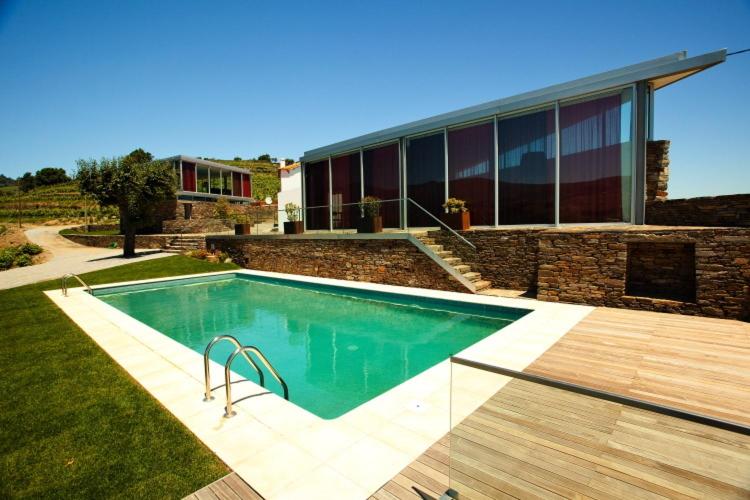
[358,196,383,233]
[441,198,470,230]
[283,203,304,234]
[234,212,253,235]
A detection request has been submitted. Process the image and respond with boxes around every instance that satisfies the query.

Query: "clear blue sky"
[0,0,748,198]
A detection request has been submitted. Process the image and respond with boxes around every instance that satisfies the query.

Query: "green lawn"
[0,255,239,499]
[59,228,120,236]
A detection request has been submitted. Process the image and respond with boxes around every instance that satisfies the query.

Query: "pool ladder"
[61,273,92,296]
[203,335,289,418]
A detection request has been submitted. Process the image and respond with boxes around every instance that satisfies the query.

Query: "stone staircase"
[413,232,492,293]
[164,235,206,253]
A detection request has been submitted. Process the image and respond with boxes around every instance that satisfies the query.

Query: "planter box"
[358,216,383,233]
[283,221,304,235]
[441,211,470,231]
[234,223,253,235]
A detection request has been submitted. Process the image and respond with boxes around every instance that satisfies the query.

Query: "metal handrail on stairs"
[61,273,92,296]
[406,197,476,250]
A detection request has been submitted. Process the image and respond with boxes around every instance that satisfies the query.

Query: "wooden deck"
[371,308,750,499]
[184,473,263,500]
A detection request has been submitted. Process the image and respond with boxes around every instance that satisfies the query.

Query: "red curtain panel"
[232,172,242,196]
[331,152,361,229]
[448,121,495,226]
[363,143,400,227]
[304,160,329,229]
[406,133,445,227]
[181,162,196,192]
[242,174,251,198]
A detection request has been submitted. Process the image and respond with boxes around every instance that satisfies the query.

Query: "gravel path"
[0,226,170,290]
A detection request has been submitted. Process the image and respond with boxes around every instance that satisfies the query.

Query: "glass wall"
[222,171,232,195]
[304,160,329,229]
[560,88,633,223]
[363,143,400,228]
[331,152,361,229]
[448,121,494,226]
[210,168,222,194]
[407,132,445,227]
[197,165,209,193]
[498,108,556,224]
[182,162,196,192]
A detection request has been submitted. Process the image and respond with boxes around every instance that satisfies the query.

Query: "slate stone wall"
[647,194,750,227]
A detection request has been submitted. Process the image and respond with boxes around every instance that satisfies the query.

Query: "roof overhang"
[162,155,253,175]
[301,49,726,163]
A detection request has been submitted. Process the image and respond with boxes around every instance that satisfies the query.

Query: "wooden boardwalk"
[371,307,750,499]
[184,473,263,500]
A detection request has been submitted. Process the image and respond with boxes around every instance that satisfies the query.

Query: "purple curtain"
[331,153,361,229]
[407,133,445,227]
[304,160,329,230]
[560,94,624,223]
[363,143,400,227]
[448,122,494,226]
[498,110,556,224]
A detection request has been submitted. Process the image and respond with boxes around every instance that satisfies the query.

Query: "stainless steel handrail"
[61,273,92,296]
[203,335,265,401]
[224,345,289,418]
[406,198,476,250]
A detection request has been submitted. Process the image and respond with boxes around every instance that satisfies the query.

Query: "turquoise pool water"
[95,274,526,419]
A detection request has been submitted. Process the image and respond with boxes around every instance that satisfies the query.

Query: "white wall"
[277,166,302,224]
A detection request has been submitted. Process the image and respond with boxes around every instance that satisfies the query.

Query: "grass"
[0,224,6,235]
[0,255,239,499]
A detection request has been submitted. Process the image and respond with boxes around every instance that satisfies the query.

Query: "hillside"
[0,182,118,223]
[204,159,278,176]
[205,159,280,200]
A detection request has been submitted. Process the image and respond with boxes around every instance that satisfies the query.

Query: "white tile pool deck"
[46,270,594,499]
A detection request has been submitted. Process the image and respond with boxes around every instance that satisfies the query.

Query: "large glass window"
[196,165,209,193]
[331,152,361,229]
[363,143,400,228]
[498,109,556,224]
[407,132,445,227]
[182,162,196,192]
[222,170,232,195]
[304,160,329,230]
[448,121,494,226]
[210,168,222,195]
[560,88,633,223]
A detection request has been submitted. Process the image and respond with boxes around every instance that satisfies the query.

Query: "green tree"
[76,148,175,257]
[256,153,271,162]
[233,156,242,161]
[18,172,35,192]
[35,167,70,186]
[283,158,295,165]
[0,174,16,187]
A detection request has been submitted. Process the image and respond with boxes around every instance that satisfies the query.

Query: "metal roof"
[162,155,254,175]
[301,49,726,162]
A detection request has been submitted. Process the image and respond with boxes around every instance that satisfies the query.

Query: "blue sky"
[0,0,748,198]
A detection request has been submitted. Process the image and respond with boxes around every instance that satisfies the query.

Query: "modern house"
[299,49,726,230]
[164,155,253,204]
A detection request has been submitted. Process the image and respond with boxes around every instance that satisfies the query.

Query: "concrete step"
[462,271,482,282]
[453,264,471,273]
[474,280,492,291]
[426,244,443,252]
[435,250,452,258]
[443,257,462,266]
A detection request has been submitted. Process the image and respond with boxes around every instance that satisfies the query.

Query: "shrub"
[285,203,300,222]
[0,248,17,270]
[19,243,43,255]
[359,196,381,217]
[14,253,32,267]
[443,197,467,213]
[188,249,209,260]
[214,197,230,219]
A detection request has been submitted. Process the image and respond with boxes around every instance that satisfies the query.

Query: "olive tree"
[76,149,175,257]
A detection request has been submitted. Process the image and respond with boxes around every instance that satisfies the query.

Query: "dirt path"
[0,225,169,290]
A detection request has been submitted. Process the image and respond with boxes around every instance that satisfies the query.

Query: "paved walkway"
[0,226,170,290]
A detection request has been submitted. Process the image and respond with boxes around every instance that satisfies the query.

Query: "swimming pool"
[94,273,527,419]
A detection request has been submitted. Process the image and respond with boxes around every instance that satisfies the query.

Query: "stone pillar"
[646,140,670,202]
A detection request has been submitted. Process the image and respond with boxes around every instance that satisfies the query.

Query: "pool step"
[413,233,492,295]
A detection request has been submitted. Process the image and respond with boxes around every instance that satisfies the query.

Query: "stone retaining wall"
[646,194,750,227]
[62,233,172,249]
[206,236,468,293]
[536,228,749,320]
[429,229,542,291]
